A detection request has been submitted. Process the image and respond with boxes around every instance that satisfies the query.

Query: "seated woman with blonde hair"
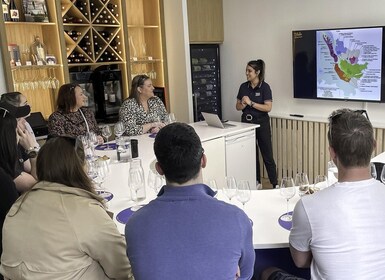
[0,136,133,280]
[119,74,168,136]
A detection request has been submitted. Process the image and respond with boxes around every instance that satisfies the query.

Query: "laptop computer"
[201,112,236,129]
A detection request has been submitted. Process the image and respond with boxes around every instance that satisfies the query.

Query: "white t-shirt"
[290,179,385,279]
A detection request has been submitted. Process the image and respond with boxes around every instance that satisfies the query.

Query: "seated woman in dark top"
[119,74,168,136]
[0,109,21,280]
[48,83,104,143]
[0,101,38,193]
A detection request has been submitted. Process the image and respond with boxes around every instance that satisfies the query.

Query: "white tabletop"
[94,121,291,250]
[371,152,385,163]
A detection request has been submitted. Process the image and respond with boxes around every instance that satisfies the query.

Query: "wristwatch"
[250,101,254,107]
[26,147,39,159]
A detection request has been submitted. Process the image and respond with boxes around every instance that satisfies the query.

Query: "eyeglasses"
[328,109,370,142]
[0,107,9,118]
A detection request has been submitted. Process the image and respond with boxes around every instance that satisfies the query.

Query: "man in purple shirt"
[125,122,255,280]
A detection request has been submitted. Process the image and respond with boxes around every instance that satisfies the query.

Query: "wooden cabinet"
[0,0,66,119]
[187,0,224,43]
[123,0,168,108]
[0,0,168,118]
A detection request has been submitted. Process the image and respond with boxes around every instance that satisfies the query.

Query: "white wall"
[221,0,385,125]
[0,48,6,94]
[162,0,194,123]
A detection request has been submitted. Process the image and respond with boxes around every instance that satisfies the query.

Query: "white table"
[95,137,298,250]
[371,152,385,163]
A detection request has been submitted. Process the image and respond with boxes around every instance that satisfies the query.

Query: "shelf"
[4,22,56,26]
[127,25,159,28]
[10,64,63,70]
[130,58,161,64]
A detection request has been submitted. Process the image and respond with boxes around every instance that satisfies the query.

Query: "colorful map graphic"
[316,28,382,101]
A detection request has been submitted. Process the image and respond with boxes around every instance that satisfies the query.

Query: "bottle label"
[10,9,18,20]
[109,93,116,103]
[2,4,8,14]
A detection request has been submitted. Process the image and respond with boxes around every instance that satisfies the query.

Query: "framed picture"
[23,0,49,22]
[46,54,57,65]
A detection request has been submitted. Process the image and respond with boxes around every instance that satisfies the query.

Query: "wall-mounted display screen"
[293,26,385,102]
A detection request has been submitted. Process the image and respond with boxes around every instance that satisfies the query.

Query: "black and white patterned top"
[119,96,168,136]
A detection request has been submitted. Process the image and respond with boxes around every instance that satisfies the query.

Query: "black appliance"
[69,68,123,123]
[93,68,123,123]
[25,112,48,137]
[190,44,222,121]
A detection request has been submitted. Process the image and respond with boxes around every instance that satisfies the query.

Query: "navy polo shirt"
[237,81,272,119]
[125,184,255,280]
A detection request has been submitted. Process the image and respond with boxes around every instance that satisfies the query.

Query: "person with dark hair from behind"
[0,110,20,280]
[236,59,278,188]
[48,83,104,142]
[262,109,385,280]
[0,136,133,280]
[125,122,255,279]
[0,100,38,193]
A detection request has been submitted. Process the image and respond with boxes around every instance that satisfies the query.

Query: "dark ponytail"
[247,59,265,82]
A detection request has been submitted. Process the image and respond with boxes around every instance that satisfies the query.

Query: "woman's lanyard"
[79,108,90,133]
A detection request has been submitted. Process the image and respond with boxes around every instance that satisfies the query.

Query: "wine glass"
[380,165,385,184]
[114,121,125,139]
[102,125,112,150]
[167,113,176,124]
[224,176,237,201]
[237,180,251,210]
[280,177,296,222]
[314,175,328,191]
[147,169,163,194]
[129,159,146,211]
[93,160,108,190]
[87,132,99,159]
[370,163,377,180]
[294,172,309,197]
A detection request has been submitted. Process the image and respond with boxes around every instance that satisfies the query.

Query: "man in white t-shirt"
[287,109,385,279]
[262,109,385,280]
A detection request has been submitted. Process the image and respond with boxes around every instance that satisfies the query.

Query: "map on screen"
[316,27,383,101]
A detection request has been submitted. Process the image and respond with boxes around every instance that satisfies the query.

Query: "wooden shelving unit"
[0,0,66,119]
[0,0,168,116]
[124,0,167,107]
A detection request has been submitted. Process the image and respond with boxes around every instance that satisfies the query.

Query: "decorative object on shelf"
[46,54,56,64]
[2,0,10,21]
[9,0,19,21]
[23,0,49,22]
[30,35,47,65]
[7,43,20,66]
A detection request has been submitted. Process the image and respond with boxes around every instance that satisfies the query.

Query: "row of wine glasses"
[295,172,328,197]
[219,177,252,210]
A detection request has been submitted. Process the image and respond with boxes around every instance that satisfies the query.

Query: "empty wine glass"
[224,176,237,201]
[87,132,99,159]
[147,169,163,194]
[167,113,176,124]
[94,160,109,190]
[102,125,112,150]
[294,172,309,197]
[380,165,385,184]
[114,121,125,139]
[280,177,296,222]
[314,175,328,191]
[129,159,146,211]
[370,163,377,180]
[237,180,251,210]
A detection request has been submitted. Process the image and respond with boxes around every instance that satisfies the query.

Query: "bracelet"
[26,147,39,159]
[250,101,254,107]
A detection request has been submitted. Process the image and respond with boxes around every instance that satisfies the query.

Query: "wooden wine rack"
[61,0,125,66]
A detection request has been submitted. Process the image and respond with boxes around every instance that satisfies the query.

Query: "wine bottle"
[2,0,10,21]
[9,0,19,22]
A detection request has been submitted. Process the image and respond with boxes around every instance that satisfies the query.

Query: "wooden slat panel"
[268,117,385,186]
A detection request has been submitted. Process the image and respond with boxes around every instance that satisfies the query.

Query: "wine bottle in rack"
[2,0,10,21]
[9,0,19,22]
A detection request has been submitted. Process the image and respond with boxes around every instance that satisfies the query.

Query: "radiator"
[261,117,385,184]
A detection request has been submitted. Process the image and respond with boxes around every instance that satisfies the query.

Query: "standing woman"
[119,74,168,136]
[48,83,104,143]
[236,59,278,188]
